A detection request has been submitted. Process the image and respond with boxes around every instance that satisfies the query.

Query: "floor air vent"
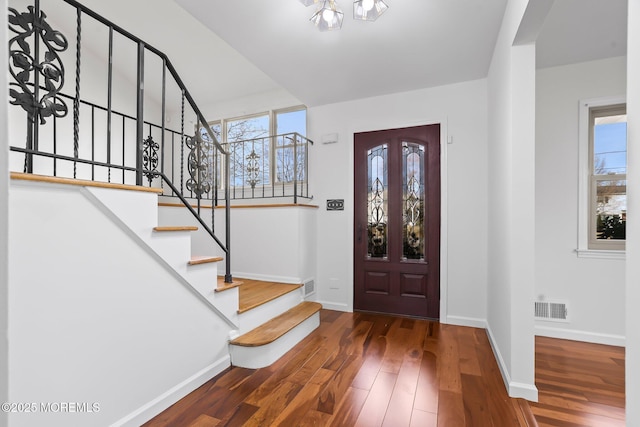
[535,301,568,322]
[304,280,316,297]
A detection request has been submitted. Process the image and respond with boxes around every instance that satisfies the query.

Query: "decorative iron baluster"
[186,133,212,198]
[246,149,260,189]
[106,26,113,182]
[73,7,81,178]
[142,135,159,186]
[8,5,69,172]
[180,90,185,193]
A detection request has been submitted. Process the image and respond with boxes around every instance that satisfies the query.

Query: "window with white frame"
[577,97,627,257]
[200,106,307,190]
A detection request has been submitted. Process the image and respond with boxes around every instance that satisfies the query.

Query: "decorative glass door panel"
[367,144,388,258]
[403,142,425,260]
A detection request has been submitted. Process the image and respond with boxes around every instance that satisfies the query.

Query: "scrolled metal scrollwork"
[8,6,69,124]
[186,133,212,198]
[143,135,160,185]
[246,150,260,189]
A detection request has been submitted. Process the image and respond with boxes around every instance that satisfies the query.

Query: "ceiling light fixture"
[309,0,344,31]
[301,0,388,31]
[353,0,388,21]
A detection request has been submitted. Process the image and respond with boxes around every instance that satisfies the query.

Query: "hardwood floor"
[144,311,626,426]
[530,336,625,427]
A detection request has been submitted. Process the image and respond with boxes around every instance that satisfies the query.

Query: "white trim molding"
[535,325,626,347]
[486,323,539,402]
[445,315,487,329]
[577,95,627,258]
[111,356,231,427]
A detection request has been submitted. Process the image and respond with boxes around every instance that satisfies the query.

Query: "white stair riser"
[86,187,230,324]
[238,288,303,335]
[229,312,320,369]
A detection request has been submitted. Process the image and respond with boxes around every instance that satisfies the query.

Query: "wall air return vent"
[535,301,569,322]
[304,279,316,297]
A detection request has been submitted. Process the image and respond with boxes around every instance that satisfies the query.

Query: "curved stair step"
[231,301,322,347]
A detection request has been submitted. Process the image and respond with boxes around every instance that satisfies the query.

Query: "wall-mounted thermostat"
[327,199,344,211]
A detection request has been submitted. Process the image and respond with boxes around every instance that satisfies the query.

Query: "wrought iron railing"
[7,0,233,281]
[223,133,313,203]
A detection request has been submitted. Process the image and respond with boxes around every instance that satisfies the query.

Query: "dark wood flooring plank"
[457,326,482,376]
[269,368,335,426]
[241,381,303,427]
[436,390,465,427]
[474,329,522,427]
[187,414,221,427]
[461,373,493,427]
[437,324,462,394]
[217,403,259,427]
[327,387,369,427]
[317,355,365,415]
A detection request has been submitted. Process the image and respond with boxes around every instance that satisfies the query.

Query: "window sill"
[575,249,626,260]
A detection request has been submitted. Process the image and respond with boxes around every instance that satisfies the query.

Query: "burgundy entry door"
[354,125,440,319]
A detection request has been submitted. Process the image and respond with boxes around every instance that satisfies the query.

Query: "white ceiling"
[171,0,627,108]
[536,0,627,69]
[175,0,509,107]
[21,0,628,112]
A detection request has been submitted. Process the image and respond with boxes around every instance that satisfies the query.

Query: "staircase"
[7,0,319,423]
[65,173,321,369]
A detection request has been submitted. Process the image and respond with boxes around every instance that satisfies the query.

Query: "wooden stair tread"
[188,256,224,266]
[215,277,243,292]
[230,302,322,347]
[154,226,198,232]
[10,172,163,193]
[238,280,302,313]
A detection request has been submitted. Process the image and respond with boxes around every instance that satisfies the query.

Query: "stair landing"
[237,279,302,314]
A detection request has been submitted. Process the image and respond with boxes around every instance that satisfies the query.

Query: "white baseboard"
[445,315,487,329]
[535,325,626,347]
[316,300,350,312]
[229,272,301,284]
[485,324,538,402]
[111,355,231,427]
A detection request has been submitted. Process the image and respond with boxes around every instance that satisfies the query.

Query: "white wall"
[536,56,627,345]
[158,204,318,285]
[8,181,232,426]
[487,0,537,400]
[307,78,489,323]
[626,0,640,424]
[1,0,10,425]
[200,88,302,123]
